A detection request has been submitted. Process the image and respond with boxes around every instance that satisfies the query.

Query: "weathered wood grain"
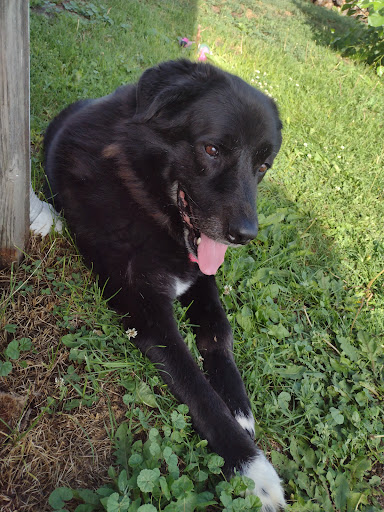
[0,0,30,268]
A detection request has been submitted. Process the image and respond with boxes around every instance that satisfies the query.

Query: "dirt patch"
[312,0,368,18]
[0,235,127,512]
[245,8,258,19]
[0,393,125,511]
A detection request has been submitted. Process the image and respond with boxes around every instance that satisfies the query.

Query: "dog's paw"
[240,451,285,511]
[234,409,255,439]
[30,201,63,236]
[30,189,62,236]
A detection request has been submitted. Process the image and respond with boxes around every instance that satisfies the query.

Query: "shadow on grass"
[292,0,375,63]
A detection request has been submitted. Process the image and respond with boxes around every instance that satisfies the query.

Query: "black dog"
[44,60,284,510]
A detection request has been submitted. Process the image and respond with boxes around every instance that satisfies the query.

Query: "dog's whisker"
[186,195,200,209]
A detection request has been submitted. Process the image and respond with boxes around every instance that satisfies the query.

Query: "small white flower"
[55,377,65,387]
[337,155,341,159]
[223,284,233,295]
[256,69,260,73]
[340,145,345,149]
[289,77,293,81]
[126,328,138,339]
[251,78,255,82]
[335,186,341,191]
[307,153,312,158]
[303,143,308,147]
[296,83,299,87]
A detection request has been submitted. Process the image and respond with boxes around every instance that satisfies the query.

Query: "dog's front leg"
[179,275,255,437]
[178,275,286,510]
[118,286,285,511]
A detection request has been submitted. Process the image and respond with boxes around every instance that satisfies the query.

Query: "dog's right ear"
[135,59,221,121]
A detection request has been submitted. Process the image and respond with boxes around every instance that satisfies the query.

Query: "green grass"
[3,0,384,509]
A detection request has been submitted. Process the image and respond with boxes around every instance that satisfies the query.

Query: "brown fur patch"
[117,163,172,231]
[102,143,121,159]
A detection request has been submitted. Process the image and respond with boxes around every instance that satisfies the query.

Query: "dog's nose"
[227,219,258,245]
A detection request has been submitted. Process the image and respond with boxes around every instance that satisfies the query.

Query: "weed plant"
[335,0,384,75]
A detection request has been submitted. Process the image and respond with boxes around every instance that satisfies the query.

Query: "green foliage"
[332,0,384,73]
[49,409,262,511]
[0,326,33,375]
[217,194,384,510]
[49,487,74,511]
[0,361,13,377]
[30,0,114,24]
[61,1,114,25]
[5,338,32,360]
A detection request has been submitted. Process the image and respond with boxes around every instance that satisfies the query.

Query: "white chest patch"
[174,277,193,298]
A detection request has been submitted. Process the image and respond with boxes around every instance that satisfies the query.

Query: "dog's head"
[135,60,282,275]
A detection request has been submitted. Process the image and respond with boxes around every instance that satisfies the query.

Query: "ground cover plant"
[335,0,384,75]
[0,0,383,510]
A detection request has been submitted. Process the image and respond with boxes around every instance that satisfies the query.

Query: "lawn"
[0,0,383,510]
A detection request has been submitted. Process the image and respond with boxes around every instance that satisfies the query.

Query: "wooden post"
[0,0,30,268]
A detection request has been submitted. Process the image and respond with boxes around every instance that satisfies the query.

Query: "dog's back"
[44,99,93,209]
[44,85,136,211]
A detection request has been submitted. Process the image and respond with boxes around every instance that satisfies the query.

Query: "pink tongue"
[196,233,228,275]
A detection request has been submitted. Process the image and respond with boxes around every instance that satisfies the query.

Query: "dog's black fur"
[44,60,284,510]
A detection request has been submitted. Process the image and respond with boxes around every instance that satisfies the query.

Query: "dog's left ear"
[135,59,221,121]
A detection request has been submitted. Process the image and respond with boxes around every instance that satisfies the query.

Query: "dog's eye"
[259,163,269,174]
[205,145,219,157]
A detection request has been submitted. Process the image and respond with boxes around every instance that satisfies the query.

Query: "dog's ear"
[135,59,221,121]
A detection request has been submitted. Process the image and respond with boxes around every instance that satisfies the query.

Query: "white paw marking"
[235,410,255,438]
[174,277,192,297]
[241,452,285,511]
[30,187,63,236]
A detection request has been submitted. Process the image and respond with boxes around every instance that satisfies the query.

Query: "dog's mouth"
[177,185,228,275]
[177,186,200,255]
